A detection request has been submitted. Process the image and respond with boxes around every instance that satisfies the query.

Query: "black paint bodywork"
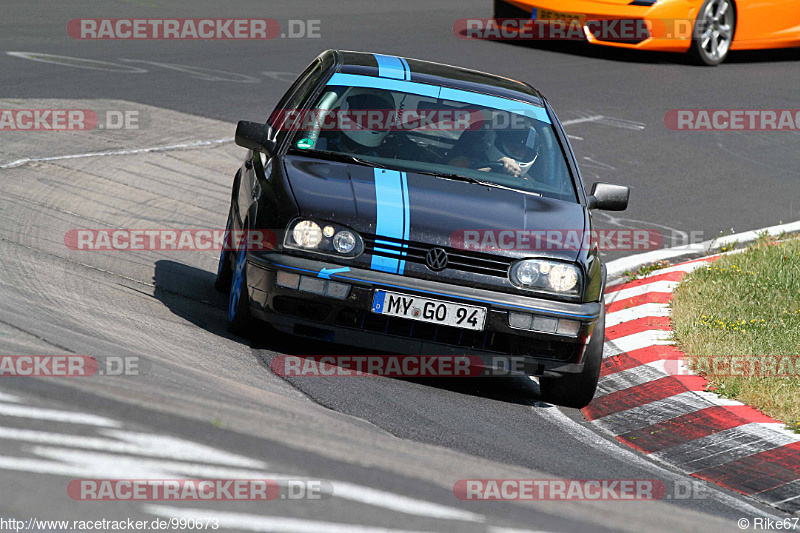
[221,50,607,376]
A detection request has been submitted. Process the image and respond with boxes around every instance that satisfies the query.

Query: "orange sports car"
[493,0,800,65]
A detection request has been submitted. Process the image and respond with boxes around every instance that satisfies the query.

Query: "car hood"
[283,155,586,262]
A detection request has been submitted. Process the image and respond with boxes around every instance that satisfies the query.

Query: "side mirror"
[588,182,629,211]
[235,121,277,156]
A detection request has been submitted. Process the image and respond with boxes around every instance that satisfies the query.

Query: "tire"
[539,307,605,409]
[688,0,735,66]
[214,209,234,292]
[227,229,253,334]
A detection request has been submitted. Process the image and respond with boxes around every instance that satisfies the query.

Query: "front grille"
[364,234,513,278]
[587,20,650,44]
[273,296,332,322]
[335,309,579,361]
[335,308,507,351]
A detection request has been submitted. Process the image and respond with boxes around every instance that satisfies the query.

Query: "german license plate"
[371,291,487,331]
[538,8,585,25]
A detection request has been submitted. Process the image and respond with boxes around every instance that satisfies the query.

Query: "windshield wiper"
[413,170,542,196]
[289,149,378,168]
[290,150,541,196]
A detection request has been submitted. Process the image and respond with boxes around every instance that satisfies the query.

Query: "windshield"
[284,75,578,202]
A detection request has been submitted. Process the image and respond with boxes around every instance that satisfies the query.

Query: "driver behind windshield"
[448,122,539,178]
[316,87,400,157]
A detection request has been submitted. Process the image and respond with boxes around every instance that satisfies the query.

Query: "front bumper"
[497,0,697,53]
[246,252,603,376]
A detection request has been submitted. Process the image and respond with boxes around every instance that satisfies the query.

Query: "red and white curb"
[584,256,800,513]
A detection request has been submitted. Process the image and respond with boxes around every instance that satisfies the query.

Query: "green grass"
[622,259,671,282]
[670,236,800,432]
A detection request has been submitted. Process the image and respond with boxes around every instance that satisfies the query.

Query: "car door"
[734,0,800,45]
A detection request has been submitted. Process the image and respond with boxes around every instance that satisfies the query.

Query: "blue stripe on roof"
[326,73,550,124]
[399,57,411,81]
[329,73,440,98]
[373,54,406,80]
[438,87,550,123]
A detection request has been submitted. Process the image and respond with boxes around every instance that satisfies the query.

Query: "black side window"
[269,60,325,144]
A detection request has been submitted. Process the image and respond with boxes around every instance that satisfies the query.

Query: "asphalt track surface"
[0,1,798,531]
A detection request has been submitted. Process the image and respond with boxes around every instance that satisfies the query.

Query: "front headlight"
[292,220,322,248]
[509,259,581,295]
[284,218,363,257]
[333,231,357,254]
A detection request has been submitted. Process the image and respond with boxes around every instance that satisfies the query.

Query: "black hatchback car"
[216,50,629,408]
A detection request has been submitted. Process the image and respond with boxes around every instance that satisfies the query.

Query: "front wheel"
[227,232,253,334]
[688,0,735,66]
[539,307,605,409]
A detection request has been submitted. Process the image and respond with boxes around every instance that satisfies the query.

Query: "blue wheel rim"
[229,243,246,322]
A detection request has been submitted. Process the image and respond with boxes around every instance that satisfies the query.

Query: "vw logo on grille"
[425,248,448,271]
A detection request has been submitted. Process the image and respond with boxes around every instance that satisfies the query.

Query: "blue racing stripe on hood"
[371,168,410,275]
[399,170,410,273]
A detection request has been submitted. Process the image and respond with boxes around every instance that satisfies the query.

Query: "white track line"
[561,115,604,126]
[0,391,22,403]
[144,506,541,533]
[605,220,800,279]
[605,330,672,355]
[0,403,121,427]
[487,529,554,533]
[534,404,782,520]
[591,391,741,435]
[144,506,440,533]
[561,114,645,130]
[652,423,800,473]
[606,303,670,328]
[9,447,483,523]
[0,138,234,169]
[761,481,800,507]
[596,365,668,397]
[329,481,483,522]
[605,280,679,304]
[0,426,264,467]
[597,359,694,396]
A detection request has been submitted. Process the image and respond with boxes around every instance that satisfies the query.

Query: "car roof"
[330,50,546,108]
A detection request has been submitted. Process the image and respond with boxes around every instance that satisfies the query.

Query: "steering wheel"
[477,161,507,172]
